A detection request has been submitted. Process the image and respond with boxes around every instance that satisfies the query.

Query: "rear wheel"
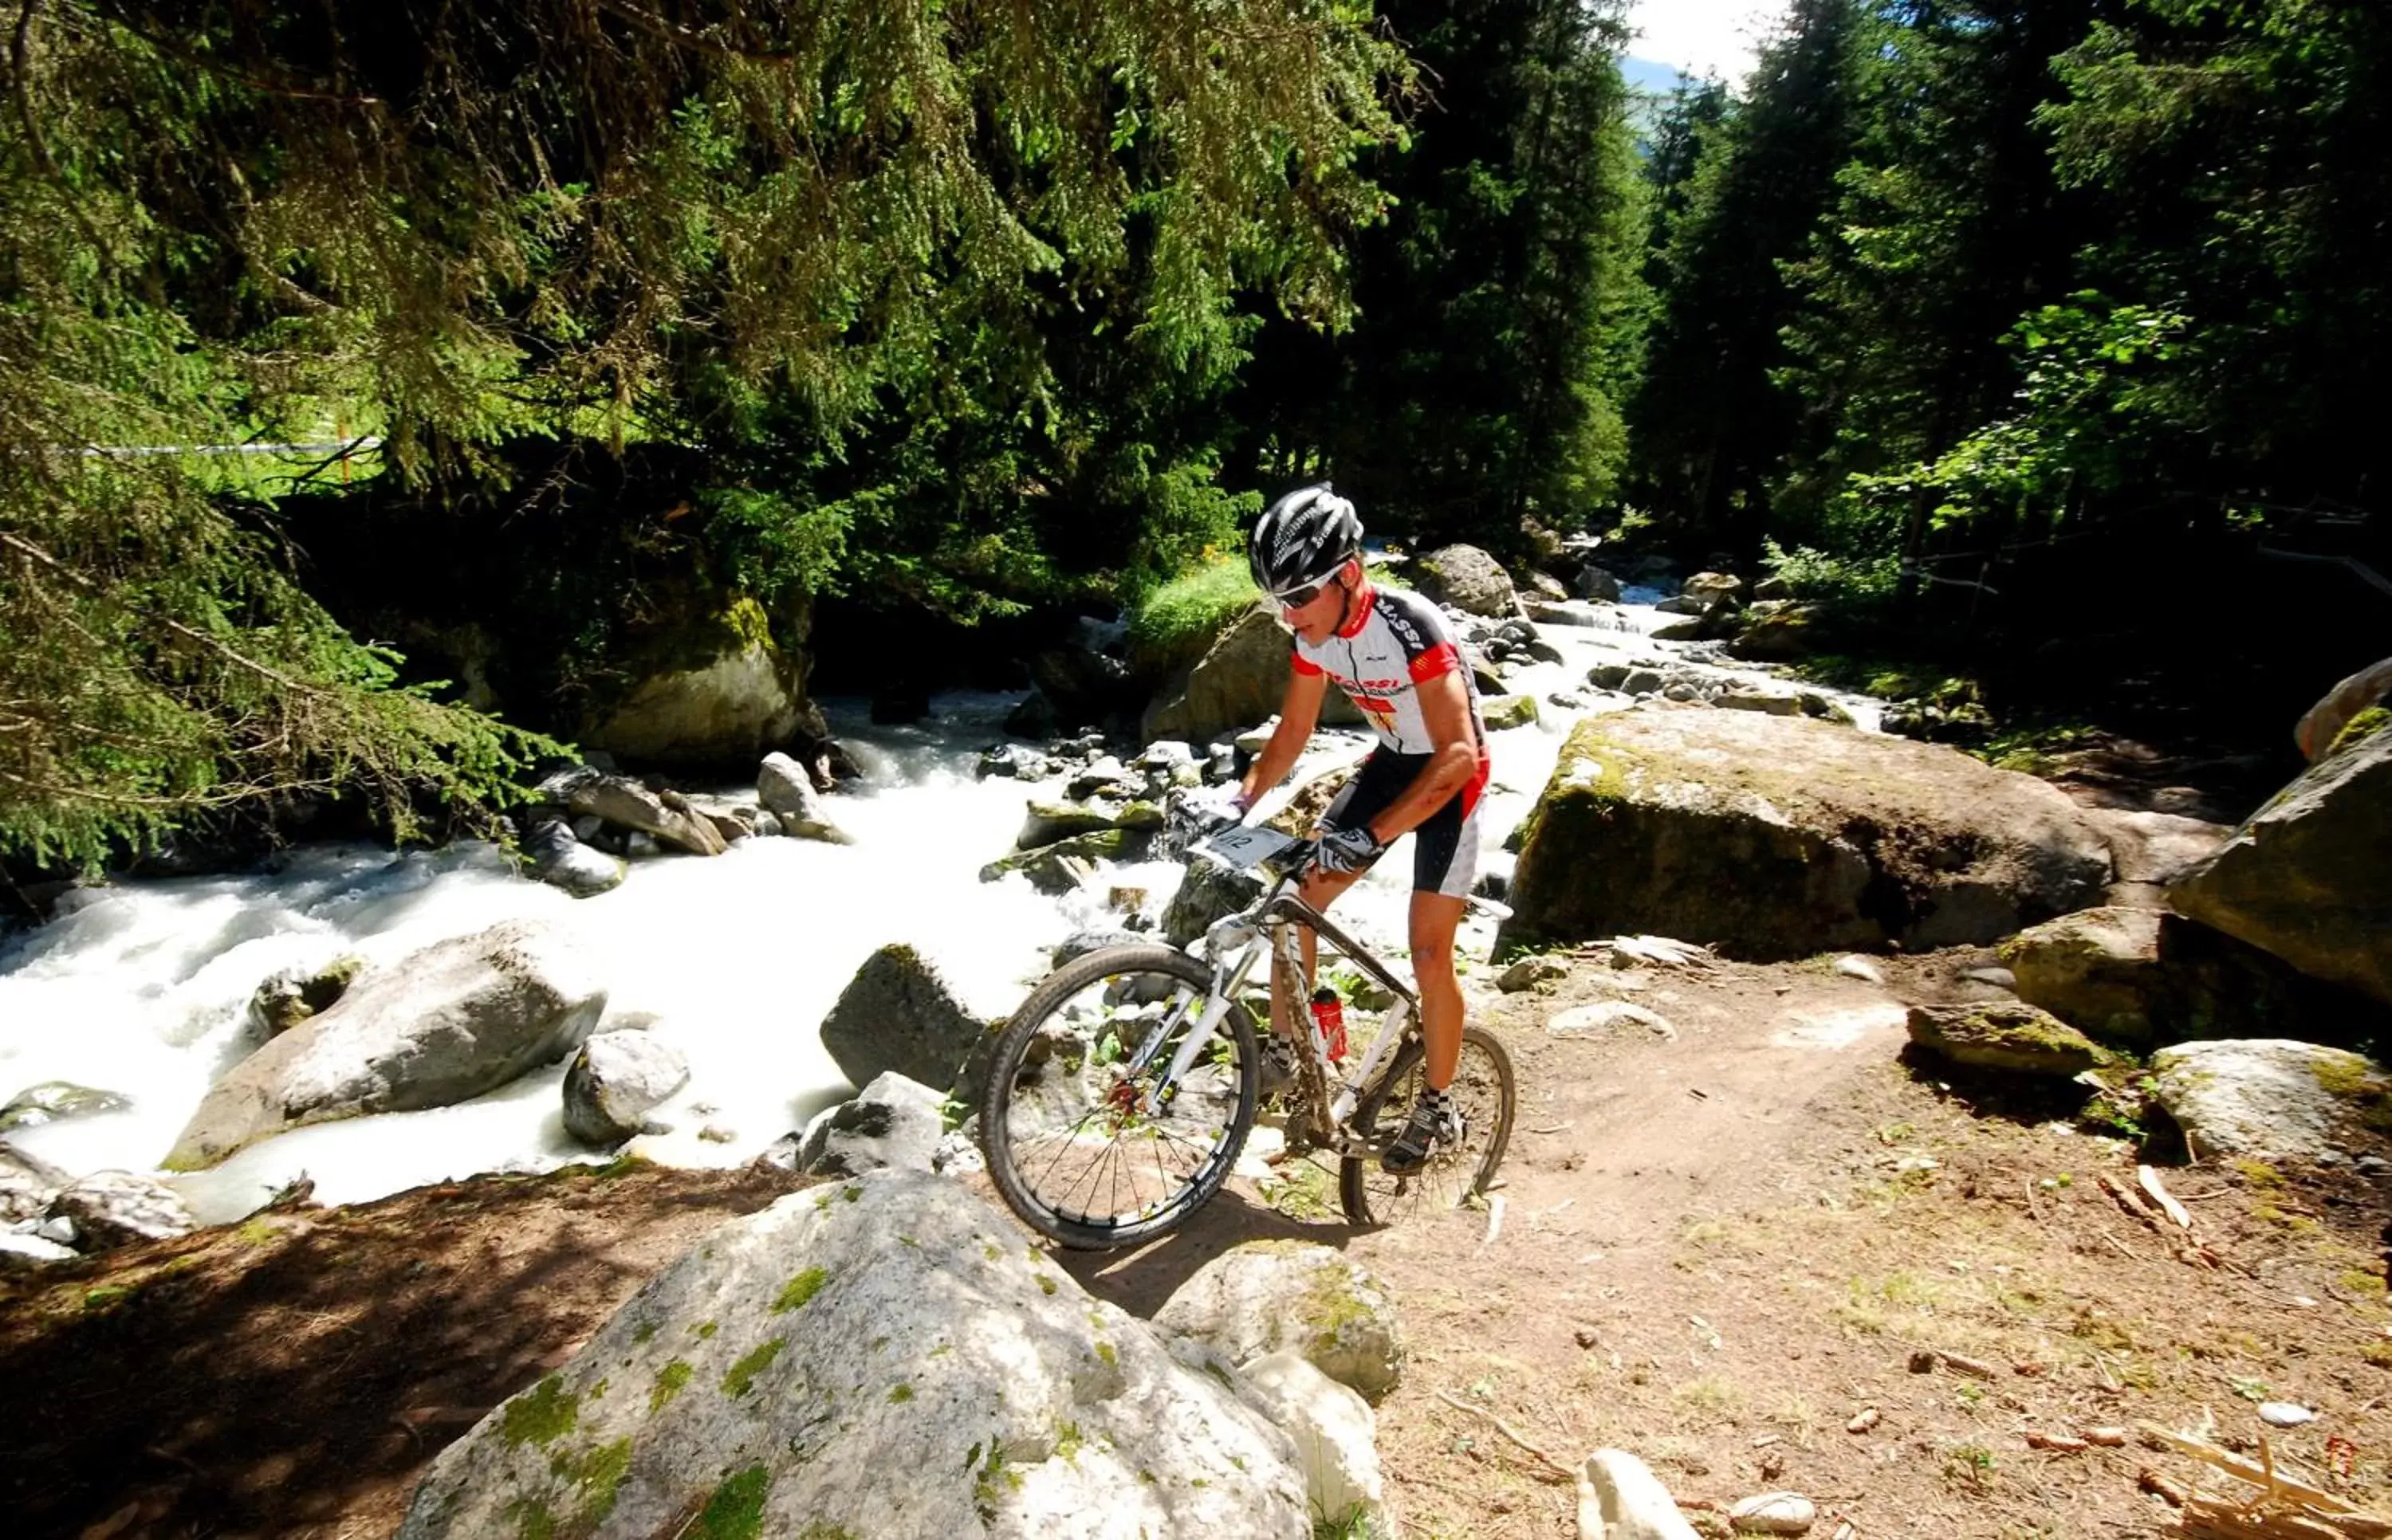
[979,945,1257,1250]
[1339,1023,1515,1226]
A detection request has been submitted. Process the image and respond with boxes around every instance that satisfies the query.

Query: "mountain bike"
[978,822,1516,1250]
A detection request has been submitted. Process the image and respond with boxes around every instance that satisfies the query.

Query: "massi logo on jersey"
[1376,596,1428,653]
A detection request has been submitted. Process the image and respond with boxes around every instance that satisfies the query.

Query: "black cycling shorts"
[1319,749,1485,899]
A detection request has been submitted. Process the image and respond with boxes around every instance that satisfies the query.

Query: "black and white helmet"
[1247,482,1362,595]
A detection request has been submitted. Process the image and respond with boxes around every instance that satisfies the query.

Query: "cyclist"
[1192,483,1489,1175]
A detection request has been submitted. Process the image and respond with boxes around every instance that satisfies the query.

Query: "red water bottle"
[1309,986,1347,1063]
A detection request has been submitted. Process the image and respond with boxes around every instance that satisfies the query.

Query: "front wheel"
[1339,1023,1515,1227]
[979,945,1258,1250]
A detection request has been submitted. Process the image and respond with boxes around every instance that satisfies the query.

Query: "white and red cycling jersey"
[1291,579,1490,814]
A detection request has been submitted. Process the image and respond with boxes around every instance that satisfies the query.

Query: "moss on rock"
[1906,1001,2104,1078]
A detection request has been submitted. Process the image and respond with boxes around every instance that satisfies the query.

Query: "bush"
[1126,558,1261,683]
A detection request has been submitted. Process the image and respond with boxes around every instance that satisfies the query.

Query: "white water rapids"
[0,595,1875,1225]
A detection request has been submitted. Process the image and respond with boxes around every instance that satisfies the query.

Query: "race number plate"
[1199,824,1298,870]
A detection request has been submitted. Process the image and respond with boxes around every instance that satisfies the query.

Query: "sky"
[1623,0,1792,84]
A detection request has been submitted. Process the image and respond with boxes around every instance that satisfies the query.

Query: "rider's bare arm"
[1240,667,1330,805]
[1357,670,1479,844]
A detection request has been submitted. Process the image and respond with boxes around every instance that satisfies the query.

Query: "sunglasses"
[1272,572,1342,610]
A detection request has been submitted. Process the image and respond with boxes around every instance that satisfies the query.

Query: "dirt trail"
[6,944,2390,1540]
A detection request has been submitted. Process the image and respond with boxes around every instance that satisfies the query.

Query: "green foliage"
[1236,0,1650,544]
[1127,559,1261,680]
[0,0,1406,858]
[1834,298,2189,541]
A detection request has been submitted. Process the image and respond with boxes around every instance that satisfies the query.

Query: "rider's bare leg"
[1408,891,1466,1090]
[1273,866,1362,1043]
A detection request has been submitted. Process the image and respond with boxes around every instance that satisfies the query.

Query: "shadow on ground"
[0,1161,802,1540]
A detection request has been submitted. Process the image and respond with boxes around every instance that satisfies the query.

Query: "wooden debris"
[1432,1389,1575,1482]
[2142,1468,2191,1507]
[1938,1350,1999,1381]
[2028,1432,2091,1453]
[2083,1426,2129,1447]
[2100,1172,2166,1230]
[2139,1422,2392,1539]
[2139,1165,2194,1228]
[1846,1408,1881,1434]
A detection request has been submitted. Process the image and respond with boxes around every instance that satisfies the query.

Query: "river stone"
[519,811,626,898]
[0,1232,80,1271]
[796,1071,945,1177]
[1729,1491,1816,1534]
[0,1080,133,1133]
[817,944,993,1103]
[1414,544,1517,617]
[167,919,608,1170]
[1578,1448,1703,1540]
[48,1169,197,1250]
[1151,1240,1405,1402]
[1905,1001,2103,1078]
[396,1169,1308,1540]
[1482,693,1540,731]
[1017,798,1124,849]
[1548,1001,1672,1039]
[1142,607,1363,744]
[1575,566,1625,603]
[542,766,727,857]
[2169,723,2392,1007]
[1728,600,1824,662]
[1498,707,2114,961]
[1499,955,1569,992]
[1681,571,1746,611]
[561,1031,690,1147]
[981,829,1142,894]
[2150,1039,2391,1162]
[1162,854,1267,949]
[755,751,852,843]
[2001,907,2170,1045]
[2,1137,71,1222]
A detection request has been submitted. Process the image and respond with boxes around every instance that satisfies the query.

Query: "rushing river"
[0,596,1871,1225]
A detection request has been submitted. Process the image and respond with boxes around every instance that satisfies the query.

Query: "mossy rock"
[2170,721,2392,1008]
[1481,693,1540,731]
[979,828,1148,894]
[1906,1001,2104,1078]
[2000,908,2168,1046]
[1498,707,2111,960]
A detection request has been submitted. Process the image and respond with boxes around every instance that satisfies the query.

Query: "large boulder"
[1498,707,2114,959]
[1413,544,1517,617]
[2169,723,2392,1007]
[561,1030,690,1146]
[580,597,817,770]
[2294,656,2392,760]
[816,945,993,1101]
[2150,1039,2392,1163]
[398,1170,1309,1539]
[1142,607,1361,743]
[1151,1239,1406,1402]
[166,920,607,1170]
[794,1070,946,1177]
